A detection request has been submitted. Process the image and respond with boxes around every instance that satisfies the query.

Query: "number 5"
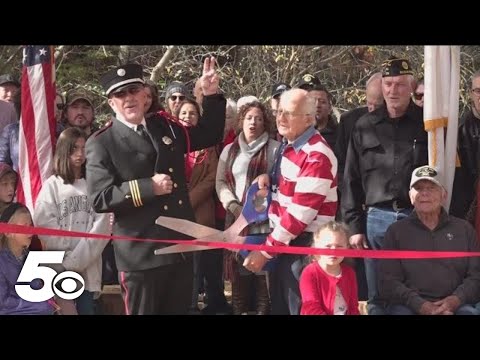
[15,251,65,302]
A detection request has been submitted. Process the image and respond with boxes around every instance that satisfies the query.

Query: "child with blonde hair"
[299,221,359,315]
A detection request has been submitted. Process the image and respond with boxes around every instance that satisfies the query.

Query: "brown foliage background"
[1,45,479,126]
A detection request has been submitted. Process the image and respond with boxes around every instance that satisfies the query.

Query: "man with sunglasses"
[86,58,226,315]
[412,77,424,108]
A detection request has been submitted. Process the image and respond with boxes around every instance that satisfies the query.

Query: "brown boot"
[255,274,270,315]
[231,272,252,315]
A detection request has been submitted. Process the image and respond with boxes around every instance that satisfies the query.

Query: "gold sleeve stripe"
[132,179,143,207]
[129,181,140,207]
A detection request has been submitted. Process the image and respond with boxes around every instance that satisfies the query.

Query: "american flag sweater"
[264,127,337,258]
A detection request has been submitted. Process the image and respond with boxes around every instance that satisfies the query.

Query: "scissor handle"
[239,234,276,272]
[241,182,272,224]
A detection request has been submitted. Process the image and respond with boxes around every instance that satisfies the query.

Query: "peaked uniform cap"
[100,64,144,96]
[297,74,321,89]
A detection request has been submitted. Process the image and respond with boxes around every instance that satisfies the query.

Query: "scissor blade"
[154,244,211,255]
[155,216,220,238]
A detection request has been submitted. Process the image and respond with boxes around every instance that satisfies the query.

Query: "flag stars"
[39,48,47,56]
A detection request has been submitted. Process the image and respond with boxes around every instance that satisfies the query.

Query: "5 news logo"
[15,251,85,302]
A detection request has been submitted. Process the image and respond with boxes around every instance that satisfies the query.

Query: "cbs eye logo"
[15,251,85,302]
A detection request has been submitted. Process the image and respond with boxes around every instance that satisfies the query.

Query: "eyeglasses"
[413,93,424,100]
[276,109,311,118]
[112,85,143,98]
[56,104,64,110]
[170,95,185,101]
[472,88,480,96]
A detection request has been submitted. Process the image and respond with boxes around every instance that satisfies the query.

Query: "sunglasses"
[112,85,143,98]
[56,104,64,110]
[170,95,185,101]
[413,92,424,100]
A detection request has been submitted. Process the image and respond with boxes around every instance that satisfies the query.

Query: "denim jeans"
[387,303,480,315]
[76,290,95,315]
[365,206,412,315]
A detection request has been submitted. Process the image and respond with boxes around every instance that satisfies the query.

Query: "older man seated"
[378,165,480,315]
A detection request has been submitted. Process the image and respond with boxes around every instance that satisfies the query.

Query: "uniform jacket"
[188,147,218,228]
[86,94,226,272]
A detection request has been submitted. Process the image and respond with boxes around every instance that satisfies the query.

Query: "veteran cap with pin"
[410,165,443,189]
[382,56,414,77]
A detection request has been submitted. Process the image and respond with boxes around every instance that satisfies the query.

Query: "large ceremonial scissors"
[154,183,271,255]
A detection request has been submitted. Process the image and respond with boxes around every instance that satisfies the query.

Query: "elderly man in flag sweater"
[244,88,338,315]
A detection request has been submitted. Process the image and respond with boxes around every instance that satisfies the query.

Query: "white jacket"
[33,175,110,293]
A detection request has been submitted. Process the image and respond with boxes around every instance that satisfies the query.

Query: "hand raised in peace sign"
[200,56,219,96]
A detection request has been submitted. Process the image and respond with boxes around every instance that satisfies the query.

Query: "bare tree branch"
[54,45,66,61]
[118,46,130,64]
[150,46,176,82]
[3,46,23,69]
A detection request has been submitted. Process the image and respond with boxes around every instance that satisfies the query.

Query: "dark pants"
[387,303,480,315]
[76,290,95,315]
[270,233,312,315]
[191,252,204,310]
[365,206,411,315]
[119,260,193,315]
[355,258,368,301]
[201,249,229,309]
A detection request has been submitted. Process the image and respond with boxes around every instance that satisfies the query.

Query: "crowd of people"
[0,53,480,315]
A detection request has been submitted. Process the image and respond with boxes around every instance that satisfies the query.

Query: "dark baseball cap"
[0,74,20,87]
[65,88,94,107]
[271,82,291,98]
[382,57,414,77]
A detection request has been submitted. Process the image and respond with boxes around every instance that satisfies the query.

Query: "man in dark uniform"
[341,57,428,315]
[86,57,225,315]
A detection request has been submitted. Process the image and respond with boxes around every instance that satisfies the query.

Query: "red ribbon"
[2,223,480,259]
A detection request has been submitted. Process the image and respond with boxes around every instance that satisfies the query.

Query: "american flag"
[17,45,56,213]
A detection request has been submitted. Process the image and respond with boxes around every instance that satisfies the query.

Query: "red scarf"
[224,137,269,227]
[184,152,197,183]
[185,149,208,185]
[215,129,238,220]
[223,135,269,281]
